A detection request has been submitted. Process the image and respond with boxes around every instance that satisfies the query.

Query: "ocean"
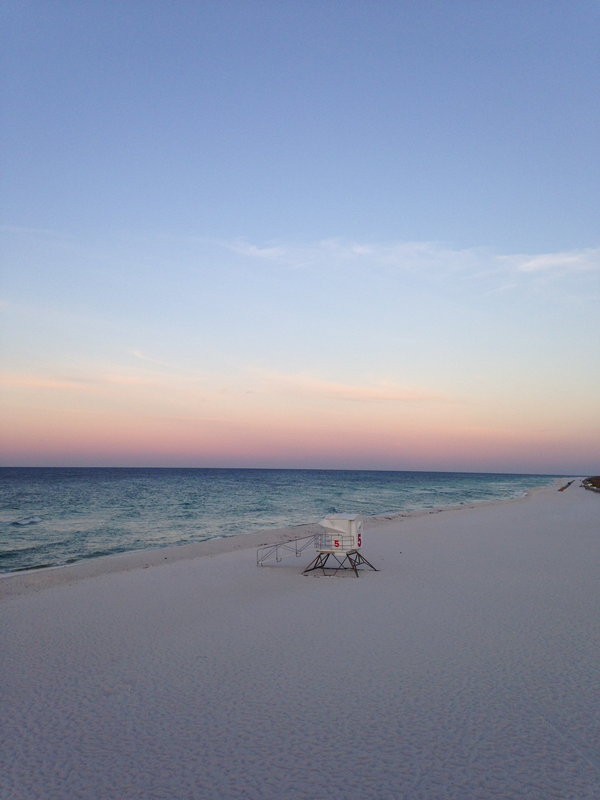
[0,467,560,574]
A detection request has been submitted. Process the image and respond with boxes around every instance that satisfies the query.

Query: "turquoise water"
[0,468,559,573]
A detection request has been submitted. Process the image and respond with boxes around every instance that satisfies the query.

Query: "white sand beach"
[2,479,599,800]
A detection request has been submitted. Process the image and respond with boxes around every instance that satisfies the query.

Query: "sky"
[1,0,599,474]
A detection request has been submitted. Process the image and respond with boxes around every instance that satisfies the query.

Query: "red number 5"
[357,533,362,547]
[334,539,340,548]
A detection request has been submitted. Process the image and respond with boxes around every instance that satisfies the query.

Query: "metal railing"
[256,535,316,567]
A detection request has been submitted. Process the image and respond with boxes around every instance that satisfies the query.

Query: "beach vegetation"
[582,476,600,492]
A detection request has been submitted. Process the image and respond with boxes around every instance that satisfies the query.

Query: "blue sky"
[1,1,599,472]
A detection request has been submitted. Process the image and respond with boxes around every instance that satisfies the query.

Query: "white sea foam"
[11,516,42,526]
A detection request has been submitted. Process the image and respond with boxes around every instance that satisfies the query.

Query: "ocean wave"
[11,516,43,526]
[0,537,74,560]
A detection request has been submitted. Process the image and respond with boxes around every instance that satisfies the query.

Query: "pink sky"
[2,367,596,473]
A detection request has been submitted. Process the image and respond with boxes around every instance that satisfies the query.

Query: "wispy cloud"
[226,241,289,261]
[0,369,169,392]
[129,350,177,369]
[102,374,162,387]
[507,248,600,274]
[0,374,98,392]
[225,237,484,273]
[250,368,447,405]
[223,237,600,285]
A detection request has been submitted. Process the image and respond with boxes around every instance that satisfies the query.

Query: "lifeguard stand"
[303,514,378,577]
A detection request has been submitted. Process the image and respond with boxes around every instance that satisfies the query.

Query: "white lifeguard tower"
[302,514,378,576]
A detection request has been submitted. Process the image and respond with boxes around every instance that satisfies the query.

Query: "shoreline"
[2,475,598,800]
[0,477,571,599]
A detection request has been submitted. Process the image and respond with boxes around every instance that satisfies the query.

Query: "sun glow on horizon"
[2,361,597,473]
